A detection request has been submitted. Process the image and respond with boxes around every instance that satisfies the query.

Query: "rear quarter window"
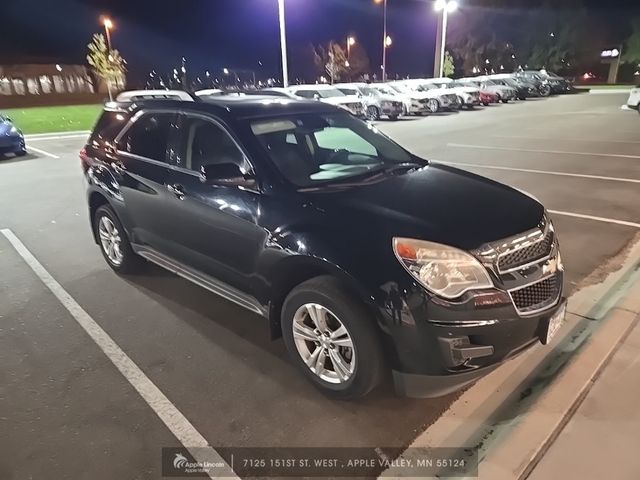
[89,111,130,147]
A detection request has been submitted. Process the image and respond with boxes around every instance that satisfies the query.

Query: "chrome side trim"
[429,319,499,328]
[132,244,267,317]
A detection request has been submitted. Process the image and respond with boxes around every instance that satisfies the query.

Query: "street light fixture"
[347,36,356,59]
[374,0,389,81]
[385,35,393,47]
[433,0,458,78]
[277,0,289,87]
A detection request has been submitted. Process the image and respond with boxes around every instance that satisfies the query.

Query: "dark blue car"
[0,114,26,157]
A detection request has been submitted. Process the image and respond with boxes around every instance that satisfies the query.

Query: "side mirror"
[313,93,321,101]
[200,162,256,189]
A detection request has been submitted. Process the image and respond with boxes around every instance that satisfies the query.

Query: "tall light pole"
[102,16,114,101]
[277,0,289,87]
[433,0,457,78]
[347,36,356,60]
[374,0,389,81]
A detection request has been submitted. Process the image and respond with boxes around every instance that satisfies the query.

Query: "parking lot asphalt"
[1,92,638,479]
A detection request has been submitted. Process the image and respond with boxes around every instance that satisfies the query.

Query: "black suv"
[82,91,566,399]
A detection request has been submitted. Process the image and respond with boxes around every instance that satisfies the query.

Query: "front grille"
[510,274,561,314]
[498,229,554,272]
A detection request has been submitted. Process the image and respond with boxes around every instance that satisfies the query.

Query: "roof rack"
[115,90,195,103]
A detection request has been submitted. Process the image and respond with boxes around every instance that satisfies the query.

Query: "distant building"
[0,63,105,108]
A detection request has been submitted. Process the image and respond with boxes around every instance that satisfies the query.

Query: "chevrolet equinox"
[81,91,566,399]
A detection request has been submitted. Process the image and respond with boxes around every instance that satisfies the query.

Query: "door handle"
[167,183,185,200]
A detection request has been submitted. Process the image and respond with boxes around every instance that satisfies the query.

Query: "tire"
[366,106,380,121]
[388,114,399,121]
[482,101,490,106]
[501,98,509,103]
[539,85,551,97]
[94,204,143,274]
[427,99,439,114]
[281,276,385,399]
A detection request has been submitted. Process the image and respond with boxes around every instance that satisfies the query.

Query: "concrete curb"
[380,237,640,480]
[481,279,640,480]
[25,130,90,139]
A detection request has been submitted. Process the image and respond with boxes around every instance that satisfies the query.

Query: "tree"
[87,33,126,98]
[623,17,640,66]
[314,41,348,83]
[443,51,456,77]
[346,43,371,80]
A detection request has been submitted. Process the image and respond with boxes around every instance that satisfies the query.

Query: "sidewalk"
[528,313,640,480]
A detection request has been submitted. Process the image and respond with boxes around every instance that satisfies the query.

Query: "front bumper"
[0,137,25,154]
[390,295,566,397]
[380,103,404,116]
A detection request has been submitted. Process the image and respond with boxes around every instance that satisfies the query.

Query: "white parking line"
[490,134,640,145]
[547,210,640,229]
[435,161,640,184]
[447,143,640,160]
[26,145,60,159]
[0,228,238,480]
[28,133,89,142]
[25,130,90,138]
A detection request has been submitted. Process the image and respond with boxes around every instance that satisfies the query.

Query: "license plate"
[542,303,566,345]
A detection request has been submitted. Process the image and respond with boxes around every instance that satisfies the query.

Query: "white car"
[369,84,429,116]
[287,85,365,117]
[419,78,481,109]
[387,81,458,113]
[627,86,640,113]
[459,77,517,103]
[334,83,404,120]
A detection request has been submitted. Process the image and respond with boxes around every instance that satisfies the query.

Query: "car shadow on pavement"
[118,262,460,442]
[0,153,38,164]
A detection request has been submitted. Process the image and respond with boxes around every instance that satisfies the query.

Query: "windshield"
[250,112,416,188]
[416,84,437,91]
[317,88,345,98]
[360,87,379,97]
[389,84,411,94]
[375,86,396,95]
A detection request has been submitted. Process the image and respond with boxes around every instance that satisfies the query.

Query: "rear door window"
[89,111,130,148]
[120,113,177,163]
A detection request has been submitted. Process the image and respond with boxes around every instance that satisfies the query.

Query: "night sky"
[1,0,638,83]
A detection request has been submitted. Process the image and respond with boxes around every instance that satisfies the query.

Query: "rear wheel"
[281,276,385,399]
[94,205,143,274]
[366,106,381,121]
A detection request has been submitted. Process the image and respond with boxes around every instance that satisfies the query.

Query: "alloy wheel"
[427,99,439,113]
[98,216,124,266]
[291,303,355,384]
[366,106,380,121]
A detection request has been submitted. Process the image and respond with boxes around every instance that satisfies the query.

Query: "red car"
[479,90,499,106]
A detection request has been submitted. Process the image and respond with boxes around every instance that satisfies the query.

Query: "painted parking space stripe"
[489,134,640,145]
[25,130,90,138]
[0,228,238,480]
[26,145,60,159]
[447,143,640,160]
[434,160,640,184]
[27,133,90,142]
[547,210,640,229]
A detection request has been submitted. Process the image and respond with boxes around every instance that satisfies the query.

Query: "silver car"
[334,83,404,120]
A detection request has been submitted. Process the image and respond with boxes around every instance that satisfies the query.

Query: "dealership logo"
[173,453,189,470]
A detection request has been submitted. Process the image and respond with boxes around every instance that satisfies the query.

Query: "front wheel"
[94,205,143,274]
[366,106,381,121]
[281,276,385,399]
[427,99,439,114]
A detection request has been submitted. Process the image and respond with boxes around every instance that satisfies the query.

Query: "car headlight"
[393,238,494,299]
[9,126,21,136]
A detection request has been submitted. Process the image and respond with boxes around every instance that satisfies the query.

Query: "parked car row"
[238,70,574,122]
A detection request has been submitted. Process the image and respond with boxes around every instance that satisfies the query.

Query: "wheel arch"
[266,255,380,340]
[88,191,110,244]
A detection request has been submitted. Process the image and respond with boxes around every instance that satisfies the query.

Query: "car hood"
[309,163,544,251]
[447,87,479,95]
[0,121,19,136]
[321,95,362,106]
